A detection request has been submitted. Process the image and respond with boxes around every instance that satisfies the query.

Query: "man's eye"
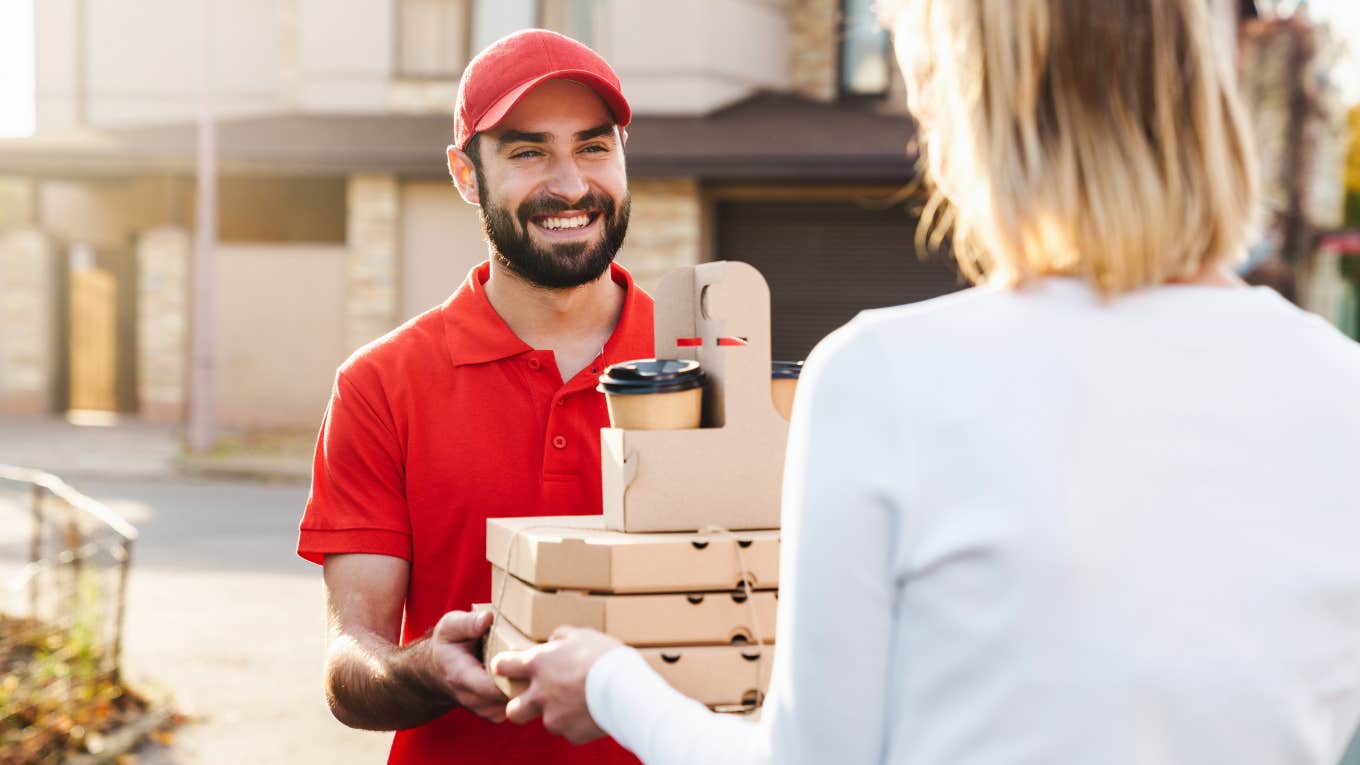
[510,150,543,159]
[580,144,609,154]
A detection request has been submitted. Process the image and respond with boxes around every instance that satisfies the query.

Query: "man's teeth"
[538,214,591,231]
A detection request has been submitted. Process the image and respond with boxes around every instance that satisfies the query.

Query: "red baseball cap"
[454,29,632,150]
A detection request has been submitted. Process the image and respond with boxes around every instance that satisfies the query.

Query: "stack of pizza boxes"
[483,262,789,712]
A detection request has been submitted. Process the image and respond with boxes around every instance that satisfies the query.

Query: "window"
[840,0,892,97]
[398,0,472,78]
[471,0,537,54]
[397,0,602,79]
[540,0,604,46]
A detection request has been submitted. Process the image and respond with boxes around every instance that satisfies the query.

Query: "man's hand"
[426,609,508,723]
[323,554,507,730]
[493,626,623,744]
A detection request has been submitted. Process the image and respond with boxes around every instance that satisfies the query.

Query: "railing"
[1,465,139,761]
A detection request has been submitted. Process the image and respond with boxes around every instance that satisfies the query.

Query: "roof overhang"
[0,93,919,183]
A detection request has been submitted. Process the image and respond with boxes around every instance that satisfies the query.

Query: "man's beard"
[479,185,630,290]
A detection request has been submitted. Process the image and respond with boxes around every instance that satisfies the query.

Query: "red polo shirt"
[298,261,652,765]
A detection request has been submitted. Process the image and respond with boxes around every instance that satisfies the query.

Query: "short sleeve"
[297,367,411,564]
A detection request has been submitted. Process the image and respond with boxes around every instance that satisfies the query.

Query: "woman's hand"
[491,626,624,744]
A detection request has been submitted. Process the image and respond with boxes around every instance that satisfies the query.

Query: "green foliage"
[1,569,146,764]
[1343,254,1360,282]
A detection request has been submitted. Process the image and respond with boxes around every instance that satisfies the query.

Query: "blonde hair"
[884,0,1260,292]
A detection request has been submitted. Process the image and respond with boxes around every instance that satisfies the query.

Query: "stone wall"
[0,177,35,230]
[137,226,190,422]
[788,0,839,103]
[214,243,348,430]
[345,174,401,352]
[0,229,55,415]
[618,179,703,294]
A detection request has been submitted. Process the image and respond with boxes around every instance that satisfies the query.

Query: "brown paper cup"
[771,360,803,421]
[606,387,703,430]
[599,359,706,430]
[771,378,798,421]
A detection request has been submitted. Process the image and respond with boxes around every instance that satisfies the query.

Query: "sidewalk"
[0,416,312,482]
[0,416,181,479]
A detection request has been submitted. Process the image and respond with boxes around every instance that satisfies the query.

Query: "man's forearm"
[326,630,455,731]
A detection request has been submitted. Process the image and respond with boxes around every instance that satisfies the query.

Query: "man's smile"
[528,210,602,239]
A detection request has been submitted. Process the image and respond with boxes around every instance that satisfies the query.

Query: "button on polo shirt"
[297,261,652,765]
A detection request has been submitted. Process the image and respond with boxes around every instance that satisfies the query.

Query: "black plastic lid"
[771,360,804,379]
[598,358,706,395]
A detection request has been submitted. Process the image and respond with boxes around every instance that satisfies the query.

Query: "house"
[0,0,1241,433]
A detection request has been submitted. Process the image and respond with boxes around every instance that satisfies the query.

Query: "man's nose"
[543,156,590,204]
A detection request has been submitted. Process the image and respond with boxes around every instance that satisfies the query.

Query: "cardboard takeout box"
[485,514,780,593]
[490,567,776,646]
[481,607,530,700]
[601,261,789,532]
[484,616,772,709]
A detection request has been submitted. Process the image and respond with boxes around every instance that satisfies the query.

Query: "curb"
[174,456,311,483]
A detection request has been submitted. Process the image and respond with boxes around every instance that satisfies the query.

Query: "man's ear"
[447,145,481,205]
[620,128,628,146]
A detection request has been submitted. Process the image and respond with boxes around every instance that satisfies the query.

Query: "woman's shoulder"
[857,284,1006,327]
[801,286,1007,381]
[827,284,1019,352]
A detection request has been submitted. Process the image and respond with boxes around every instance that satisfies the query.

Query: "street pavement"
[0,418,181,480]
[18,475,393,765]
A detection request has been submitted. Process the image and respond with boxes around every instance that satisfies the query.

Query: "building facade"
[0,0,1240,432]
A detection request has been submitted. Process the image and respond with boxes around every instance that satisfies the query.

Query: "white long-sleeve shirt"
[586,278,1360,765]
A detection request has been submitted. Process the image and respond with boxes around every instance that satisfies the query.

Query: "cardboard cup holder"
[602,262,790,533]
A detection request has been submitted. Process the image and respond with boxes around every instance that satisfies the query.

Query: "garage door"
[715,199,965,361]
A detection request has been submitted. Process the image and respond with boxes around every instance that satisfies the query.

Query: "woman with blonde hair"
[492,1,1360,762]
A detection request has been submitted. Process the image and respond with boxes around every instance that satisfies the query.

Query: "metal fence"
[0,465,139,763]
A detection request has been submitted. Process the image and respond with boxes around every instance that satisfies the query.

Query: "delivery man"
[296,30,651,764]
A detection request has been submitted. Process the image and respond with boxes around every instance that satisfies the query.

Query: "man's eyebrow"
[495,124,616,149]
[497,130,552,149]
[573,124,616,142]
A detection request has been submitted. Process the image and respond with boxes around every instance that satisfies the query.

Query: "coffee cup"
[771,360,803,420]
[598,359,706,430]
